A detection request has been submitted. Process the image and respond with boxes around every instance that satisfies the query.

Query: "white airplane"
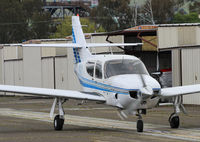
[1,16,200,132]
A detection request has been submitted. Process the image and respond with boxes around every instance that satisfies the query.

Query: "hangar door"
[181,48,200,105]
[42,57,54,89]
[4,60,23,95]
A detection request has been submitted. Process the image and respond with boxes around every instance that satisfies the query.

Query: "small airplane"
[1,15,200,132]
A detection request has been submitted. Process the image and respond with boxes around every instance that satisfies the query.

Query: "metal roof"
[92,29,157,37]
[159,45,200,52]
[158,23,200,27]
[92,23,200,37]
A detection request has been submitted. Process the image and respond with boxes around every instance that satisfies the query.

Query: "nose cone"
[107,74,160,90]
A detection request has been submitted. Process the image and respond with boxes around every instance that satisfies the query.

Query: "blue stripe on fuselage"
[77,74,160,95]
[79,79,129,95]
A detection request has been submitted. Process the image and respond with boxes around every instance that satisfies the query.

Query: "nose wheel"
[169,113,179,128]
[137,119,143,132]
[136,111,144,132]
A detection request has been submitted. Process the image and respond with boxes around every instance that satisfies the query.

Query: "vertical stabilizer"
[72,16,91,63]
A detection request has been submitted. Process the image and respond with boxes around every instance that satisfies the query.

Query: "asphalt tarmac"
[0,96,200,142]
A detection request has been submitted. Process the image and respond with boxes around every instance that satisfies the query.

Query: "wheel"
[137,119,143,132]
[54,115,64,131]
[169,113,179,128]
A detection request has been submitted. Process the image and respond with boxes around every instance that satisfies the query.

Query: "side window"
[86,62,95,77]
[95,63,102,79]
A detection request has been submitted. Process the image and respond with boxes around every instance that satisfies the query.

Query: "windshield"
[104,59,148,78]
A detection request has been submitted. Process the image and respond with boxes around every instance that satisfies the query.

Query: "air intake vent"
[153,90,160,95]
[129,91,138,99]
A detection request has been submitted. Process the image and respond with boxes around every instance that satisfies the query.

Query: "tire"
[137,120,143,132]
[54,115,64,131]
[169,114,179,128]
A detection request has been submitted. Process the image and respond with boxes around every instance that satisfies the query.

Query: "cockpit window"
[95,63,102,79]
[104,59,148,78]
[86,62,95,77]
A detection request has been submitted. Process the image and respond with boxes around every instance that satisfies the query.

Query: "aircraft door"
[86,62,95,80]
[94,62,103,80]
[94,62,104,94]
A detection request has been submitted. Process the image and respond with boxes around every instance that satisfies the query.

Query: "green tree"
[0,0,27,43]
[22,0,52,40]
[51,17,105,38]
[0,0,52,43]
[190,1,200,14]
[172,12,200,23]
[151,0,175,24]
[90,0,133,32]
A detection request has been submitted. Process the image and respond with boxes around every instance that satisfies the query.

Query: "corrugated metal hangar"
[1,23,200,104]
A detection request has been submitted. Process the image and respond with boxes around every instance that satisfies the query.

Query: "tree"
[0,0,27,43]
[151,0,175,24]
[190,1,200,14]
[0,0,52,43]
[172,12,200,23]
[51,17,105,38]
[90,0,133,32]
[22,0,52,40]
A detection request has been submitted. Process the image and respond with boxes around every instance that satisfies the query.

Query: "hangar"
[0,23,200,104]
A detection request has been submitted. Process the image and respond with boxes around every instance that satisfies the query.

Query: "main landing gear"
[136,109,146,132]
[168,96,186,129]
[54,115,65,130]
[50,98,66,131]
[169,113,179,128]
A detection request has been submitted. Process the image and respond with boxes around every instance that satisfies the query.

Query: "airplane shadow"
[0,125,124,134]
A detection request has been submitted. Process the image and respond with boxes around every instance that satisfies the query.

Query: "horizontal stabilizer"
[5,43,142,48]
[86,43,142,48]
[22,43,82,48]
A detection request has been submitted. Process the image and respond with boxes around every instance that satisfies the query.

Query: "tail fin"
[72,16,91,63]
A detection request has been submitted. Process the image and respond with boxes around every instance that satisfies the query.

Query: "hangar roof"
[92,23,200,37]
[92,25,157,37]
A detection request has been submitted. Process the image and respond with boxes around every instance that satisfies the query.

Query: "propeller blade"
[139,74,146,87]
[117,110,128,120]
[126,99,141,115]
[140,86,153,96]
[139,74,153,97]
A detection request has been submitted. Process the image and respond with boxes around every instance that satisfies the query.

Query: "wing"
[160,84,200,97]
[0,85,105,102]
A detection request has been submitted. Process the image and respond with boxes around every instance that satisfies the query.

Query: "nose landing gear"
[137,116,143,132]
[136,109,146,132]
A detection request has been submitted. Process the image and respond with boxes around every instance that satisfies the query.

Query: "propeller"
[117,74,154,120]
[139,74,153,98]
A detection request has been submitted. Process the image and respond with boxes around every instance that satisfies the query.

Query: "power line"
[0,20,57,26]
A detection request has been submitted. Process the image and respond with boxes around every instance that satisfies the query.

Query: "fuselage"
[75,54,161,111]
